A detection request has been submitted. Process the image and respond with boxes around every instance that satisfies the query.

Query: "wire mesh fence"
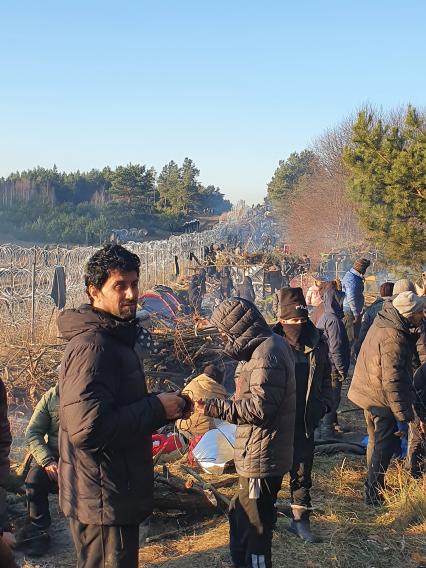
[0,210,258,341]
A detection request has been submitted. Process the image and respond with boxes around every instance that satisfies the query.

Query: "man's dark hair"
[84,244,140,299]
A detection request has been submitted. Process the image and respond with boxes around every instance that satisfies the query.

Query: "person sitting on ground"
[355,282,394,355]
[408,362,426,478]
[19,384,59,556]
[176,364,227,436]
[236,275,256,303]
[348,291,425,505]
[0,376,16,567]
[316,287,350,438]
[306,276,322,308]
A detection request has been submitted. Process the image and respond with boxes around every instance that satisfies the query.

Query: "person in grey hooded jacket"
[197,298,296,568]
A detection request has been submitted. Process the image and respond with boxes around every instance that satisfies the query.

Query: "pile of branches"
[145,317,223,390]
[1,342,64,409]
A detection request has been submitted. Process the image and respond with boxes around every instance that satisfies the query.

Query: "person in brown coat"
[176,364,227,436]
[348,291,425,505]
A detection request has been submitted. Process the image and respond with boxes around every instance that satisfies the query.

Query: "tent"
[138,291,181,327]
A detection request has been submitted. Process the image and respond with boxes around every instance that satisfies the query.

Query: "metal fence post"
[30,249,37,343]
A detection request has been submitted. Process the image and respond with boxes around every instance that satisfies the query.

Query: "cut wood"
[180,465,231,507]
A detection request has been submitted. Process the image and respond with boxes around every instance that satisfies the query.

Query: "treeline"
[268,105,426,266]
[0,158,231,244]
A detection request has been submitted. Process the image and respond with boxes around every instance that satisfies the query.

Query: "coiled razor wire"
[0,205,278,333]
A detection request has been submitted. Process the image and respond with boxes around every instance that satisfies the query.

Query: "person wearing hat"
[273,287,333,543]
[390,280,426,368]
[348,291,425,505]
[176,363,227,436]
[341,258,371,348]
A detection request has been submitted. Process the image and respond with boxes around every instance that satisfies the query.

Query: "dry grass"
[139,457,425,568]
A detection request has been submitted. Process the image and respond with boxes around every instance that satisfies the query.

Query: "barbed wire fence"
[0,207,257,342]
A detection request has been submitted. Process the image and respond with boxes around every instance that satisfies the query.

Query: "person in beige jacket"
[177,364,227,436]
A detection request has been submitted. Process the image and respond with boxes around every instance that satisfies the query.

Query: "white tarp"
[192,421,236,474]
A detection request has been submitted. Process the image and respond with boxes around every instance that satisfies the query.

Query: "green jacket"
[25,385,59,467]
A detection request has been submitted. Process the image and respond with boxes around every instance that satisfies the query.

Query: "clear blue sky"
[1,0,425,204]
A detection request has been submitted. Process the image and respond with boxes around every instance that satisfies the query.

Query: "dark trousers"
[229,476,282,568]
[364,410,399,499]
[343,311,361,345]
[25,465,58,529]
[69,519,139,568]
[407,418,426,478]
[323,373,343,426]
[289,427,315,517]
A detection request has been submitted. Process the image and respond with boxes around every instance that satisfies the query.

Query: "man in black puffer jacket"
[273,287,333,543]
[58,245,185,568]
[316,287,350,437]
[197,298,296,568]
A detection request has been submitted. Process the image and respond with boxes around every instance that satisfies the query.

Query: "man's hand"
[44,462,58,483]
[157,391,185,420]
[419,421,426,435]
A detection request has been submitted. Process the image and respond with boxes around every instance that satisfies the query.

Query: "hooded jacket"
[176,373,227,435]
[273,320,333,436]
[58,305,167,526]
[348,302,416,422]
[205,299,296,478]
[342,268,365,317]
[236,276,256,303]
[316,289,350,377]
[25,385,59,467]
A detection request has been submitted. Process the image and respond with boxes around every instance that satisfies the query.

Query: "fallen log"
[145,517,219,543]
[180,465,231,508]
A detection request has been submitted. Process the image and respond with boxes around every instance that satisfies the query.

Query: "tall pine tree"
[343,106,426,265]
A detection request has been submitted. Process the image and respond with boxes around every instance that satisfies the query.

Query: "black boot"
[16,523,51,557]
[287,519,319,543]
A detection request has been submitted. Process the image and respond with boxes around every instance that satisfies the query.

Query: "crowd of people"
[0,244,425,568]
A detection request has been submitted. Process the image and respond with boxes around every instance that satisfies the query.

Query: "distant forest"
[0,158,231,244]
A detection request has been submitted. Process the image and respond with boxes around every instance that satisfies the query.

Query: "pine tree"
[343,106,426,265]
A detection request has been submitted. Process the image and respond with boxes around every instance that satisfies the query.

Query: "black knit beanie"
[277,287,308,320]
[353,258,371,274]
